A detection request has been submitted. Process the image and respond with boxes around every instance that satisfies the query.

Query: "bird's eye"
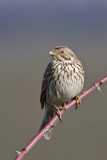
[61,50,65,53]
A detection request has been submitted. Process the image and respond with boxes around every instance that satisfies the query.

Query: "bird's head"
[49,46,76,62]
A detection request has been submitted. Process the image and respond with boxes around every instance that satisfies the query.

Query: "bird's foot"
[54,104,66,122]
[75,95,81,110]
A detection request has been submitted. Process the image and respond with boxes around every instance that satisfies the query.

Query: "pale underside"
[41,60,84,108]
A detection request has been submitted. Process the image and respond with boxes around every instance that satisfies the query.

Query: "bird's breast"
[54,63,84,102]
[47,62,84,106]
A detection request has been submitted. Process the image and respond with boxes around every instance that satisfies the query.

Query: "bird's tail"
[39,107,55,140]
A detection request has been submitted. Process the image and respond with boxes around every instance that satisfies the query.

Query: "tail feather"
[39,108,55,140]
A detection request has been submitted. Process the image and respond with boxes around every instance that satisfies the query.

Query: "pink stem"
[15,75,107,160]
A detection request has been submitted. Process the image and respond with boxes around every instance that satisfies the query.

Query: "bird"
[39,46,84,140]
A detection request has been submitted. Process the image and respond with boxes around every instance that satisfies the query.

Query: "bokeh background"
[0,0,107,160]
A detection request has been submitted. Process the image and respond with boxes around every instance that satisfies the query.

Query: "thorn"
[16,151,21,155]
[51,124,56,128]
[100,81,103,85]
[92,84,96,89]
[97,86,101,91]
[44,128,49,133]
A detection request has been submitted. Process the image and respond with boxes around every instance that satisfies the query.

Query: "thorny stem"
[15,76,107,160]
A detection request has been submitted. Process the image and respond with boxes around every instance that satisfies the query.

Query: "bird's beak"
[49,51,57,57]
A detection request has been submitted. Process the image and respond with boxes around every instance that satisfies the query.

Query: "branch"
[15,75,107,160]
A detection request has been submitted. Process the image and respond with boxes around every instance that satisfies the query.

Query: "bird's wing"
[40,62,54,109]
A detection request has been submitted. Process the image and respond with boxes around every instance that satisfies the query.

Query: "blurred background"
[0,0,107,159]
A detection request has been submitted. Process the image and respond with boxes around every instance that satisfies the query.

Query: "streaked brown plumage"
[39,46,84,140]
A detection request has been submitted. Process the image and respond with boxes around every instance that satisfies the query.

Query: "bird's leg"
[75,95,81,110]
[54,106,62,121]
[58,105,66,110]
[54,104,66,122]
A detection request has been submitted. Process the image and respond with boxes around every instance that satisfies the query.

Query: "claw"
[63,103,67,110]
[54,105,66,122]
[54,106,62,121]
[75,95,81,110]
